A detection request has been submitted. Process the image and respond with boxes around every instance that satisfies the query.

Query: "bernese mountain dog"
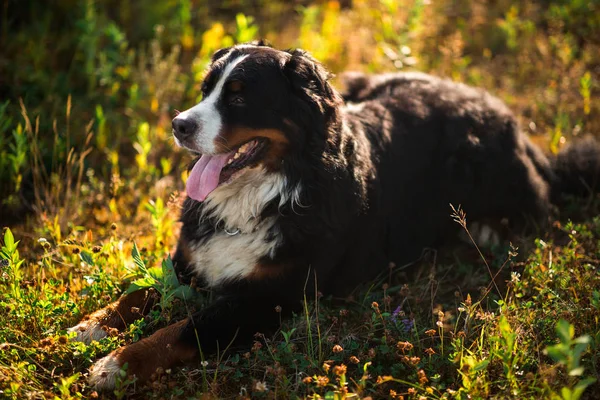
[69,41,600,389]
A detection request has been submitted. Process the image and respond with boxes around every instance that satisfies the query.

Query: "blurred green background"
[0,0,599,226]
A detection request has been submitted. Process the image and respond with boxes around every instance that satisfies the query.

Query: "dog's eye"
[230,96,245,105]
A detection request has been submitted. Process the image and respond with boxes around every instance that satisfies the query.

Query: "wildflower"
[417,369,428,384]
[424,347,436,356]
[425,329,436,337]
[390,305,404,324]
[426,387,434,394]
[400,284,410,296]
[396,341,414,352]
[402,318,414,332]
[302,376,313,384]
[349,355,360,364]
[437,310,444,321]
[475,311,495,321]
[407,388,416,395]
[371,301,379,310]
[376,376,384,384]
[409,356,421,366]
[389,389,397,398]
[323,362,331,373]
[511,272,521,284]
[333,364,347,376]
[251,341,262,352]
[254,381,267,392]
[316,375,329,387]
[339,309,349,317]
[201,361,209,367]
[332,344,343,353]
[465,293,472,306]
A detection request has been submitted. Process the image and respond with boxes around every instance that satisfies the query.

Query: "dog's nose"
[172,117,198,141]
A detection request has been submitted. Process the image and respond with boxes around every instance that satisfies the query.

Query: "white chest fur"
[188,217,280,287]
[187,168,291,287]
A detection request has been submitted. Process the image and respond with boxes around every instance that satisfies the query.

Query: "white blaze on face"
[173,54,248,154]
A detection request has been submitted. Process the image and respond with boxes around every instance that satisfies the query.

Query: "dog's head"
[172,41,342,203]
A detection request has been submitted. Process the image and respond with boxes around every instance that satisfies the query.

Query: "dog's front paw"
[87,319,195,391]
[89,353,123,390]
[67,319,107,344]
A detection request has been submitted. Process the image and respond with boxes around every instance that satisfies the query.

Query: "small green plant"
[545,319,596,400]
[1,228,24,300]
[125,243,195,313]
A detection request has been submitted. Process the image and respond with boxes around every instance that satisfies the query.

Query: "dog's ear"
[248,39,271,47]
[211,47,231,63]
[283,49,341,115]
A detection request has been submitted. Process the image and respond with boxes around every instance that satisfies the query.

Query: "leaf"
[545,344,566,363]
[125,277,156,294]
[556,319,573,343]
[162,255,179,288]
[131,242,146,273]
[79,251,95,266]
[172,285,194,300]
[148,266,163,281]
[473,359,490,371]
[569,367,585,377]
[571,377,596,400]
[3,228,14,250]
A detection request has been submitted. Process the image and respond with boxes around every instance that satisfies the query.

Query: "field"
[1,0,600,398]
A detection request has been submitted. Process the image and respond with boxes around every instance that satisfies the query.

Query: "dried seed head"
[418,369,428,384]
[333,364,347,376]
[302,376,313,384]
[316,376,329,387]
[332,344,343,353]
[349,355,360,364]
[397,341,414,352]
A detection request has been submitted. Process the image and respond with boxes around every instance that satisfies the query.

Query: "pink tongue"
[186,152,233,202]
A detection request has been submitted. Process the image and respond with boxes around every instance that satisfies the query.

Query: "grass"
[1,0,600,398]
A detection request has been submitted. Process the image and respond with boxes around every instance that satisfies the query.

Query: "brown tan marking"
[216,127,290,171]
[248,262,292,281]
[69,288,158,343]
[97,318,195,385]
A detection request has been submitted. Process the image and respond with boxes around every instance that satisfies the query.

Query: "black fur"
[171,45,600,357]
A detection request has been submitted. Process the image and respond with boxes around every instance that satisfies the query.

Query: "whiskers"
[215,136,235,153]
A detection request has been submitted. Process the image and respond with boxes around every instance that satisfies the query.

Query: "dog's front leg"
[68,288,159,344]
[88,285,298,390]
